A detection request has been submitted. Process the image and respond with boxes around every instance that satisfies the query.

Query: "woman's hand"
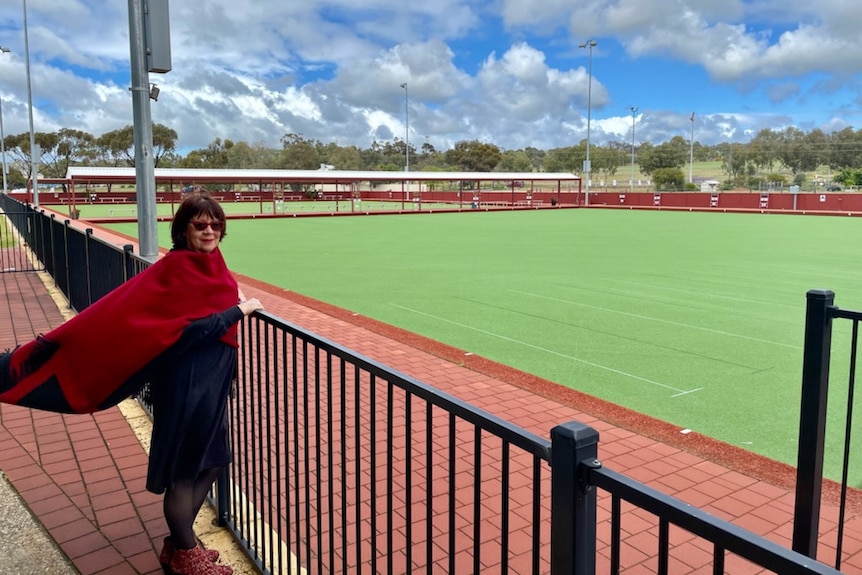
[238,298,264,316]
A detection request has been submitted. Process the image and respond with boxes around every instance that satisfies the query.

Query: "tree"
[95,126,134,166]
[748,128,781,172]
[589,146,620,185]
[719,143,753,180]
[179,138,233,169]
[498,150,533,172]
[223,141,278,169]
[43,128,96,178]
[415,142,448,171]
[827,127,862,171]
[835,168,862,186]
[94,123,177,167]
[777,126,817,175]
[637,141,686,175]
[542,147,577,173]
[151,124,179,167]
[652,167,685,190]
[445,140,502,172]
[523,146,546,171]
[326,145,363,170]
[277,133,321,169]
[2,131,62,178]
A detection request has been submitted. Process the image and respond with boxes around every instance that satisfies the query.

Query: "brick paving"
[1,221,862,574]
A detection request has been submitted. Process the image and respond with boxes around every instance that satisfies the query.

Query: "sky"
[0,0,860,155]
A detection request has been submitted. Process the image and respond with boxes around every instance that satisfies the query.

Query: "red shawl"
[0,248,239,414]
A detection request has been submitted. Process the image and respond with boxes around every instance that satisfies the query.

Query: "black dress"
[146,305,244,494]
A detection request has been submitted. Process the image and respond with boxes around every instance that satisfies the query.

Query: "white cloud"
[0,0,859,155]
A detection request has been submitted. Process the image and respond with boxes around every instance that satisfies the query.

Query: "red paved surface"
[2,219,862,574]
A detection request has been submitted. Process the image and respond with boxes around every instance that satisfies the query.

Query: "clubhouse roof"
[54,167,580,189]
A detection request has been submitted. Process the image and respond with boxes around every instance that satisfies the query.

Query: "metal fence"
[230,312,554,573]
[0,197,44,273]
[793,290,862,571]
[0,194,847,575]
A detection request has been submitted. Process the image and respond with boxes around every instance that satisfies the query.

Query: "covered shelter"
[23,167,581,214]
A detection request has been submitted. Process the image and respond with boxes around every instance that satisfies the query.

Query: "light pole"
[23,0,38,206]
[579,39,596,206]
[689,112,695,184]
[400,82,409,198]
[630,106,638,193]
[0,46,10,194]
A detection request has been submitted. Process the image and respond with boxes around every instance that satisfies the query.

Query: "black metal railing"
[1,195,848,575]
[232,309,843,575]
[554,422,843,575]
[231,312,554,573]
[0,194,145,309]
[793,289,862,571]
[0,194,44,273]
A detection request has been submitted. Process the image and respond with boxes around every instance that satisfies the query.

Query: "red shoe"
[168,544,231,575]
[159,537,220,568]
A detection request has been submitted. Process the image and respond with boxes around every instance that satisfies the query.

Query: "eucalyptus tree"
[497,149,534,172]
[777,126,818,175]
[3,130,93,178]
[828,127,862,171]
[94,123,177,167]
[747,128,781,172]
[636,140,686,175]
[278,133,321,169]
[445,140,502,172]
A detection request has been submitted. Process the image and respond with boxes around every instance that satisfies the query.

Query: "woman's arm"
[174,298,264,351]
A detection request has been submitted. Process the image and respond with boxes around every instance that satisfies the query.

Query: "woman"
[0,192,260,574]
[148,192,262,575]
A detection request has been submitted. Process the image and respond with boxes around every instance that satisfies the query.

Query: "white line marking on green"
[510,289,800,350]
[390,303,699,396]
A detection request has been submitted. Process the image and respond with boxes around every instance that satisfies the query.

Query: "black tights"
[163,467,223,550]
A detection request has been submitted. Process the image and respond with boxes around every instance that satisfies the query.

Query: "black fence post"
[122,244,135,282]
[550,421,599,575]
[63,220,72,303]
[85,229,93,307]
[792,289,835,558]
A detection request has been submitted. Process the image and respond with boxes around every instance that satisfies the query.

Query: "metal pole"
[630,106,637,194]
[579,40,596,206]
[400,82,409,199]
[0,95,6,193]
[0,47,9,194]
[689,112,695,184]
[22,0,38,206]
[128,0,159,260]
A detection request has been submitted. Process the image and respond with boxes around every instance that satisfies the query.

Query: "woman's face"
[185,213,223,253]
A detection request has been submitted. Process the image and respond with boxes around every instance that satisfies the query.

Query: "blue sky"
[0,0,860,154]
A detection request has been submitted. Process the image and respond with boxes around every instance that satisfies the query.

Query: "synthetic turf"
[106,208,862,481]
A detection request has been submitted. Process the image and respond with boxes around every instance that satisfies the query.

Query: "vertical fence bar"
[216,467,230,526]
[834,319,859,570]
[550,421,599,575]
[792,289,835,558]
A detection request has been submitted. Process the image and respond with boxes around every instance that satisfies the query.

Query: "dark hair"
[170,190,227,249]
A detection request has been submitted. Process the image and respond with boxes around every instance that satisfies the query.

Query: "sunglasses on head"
[190,220,223,232]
